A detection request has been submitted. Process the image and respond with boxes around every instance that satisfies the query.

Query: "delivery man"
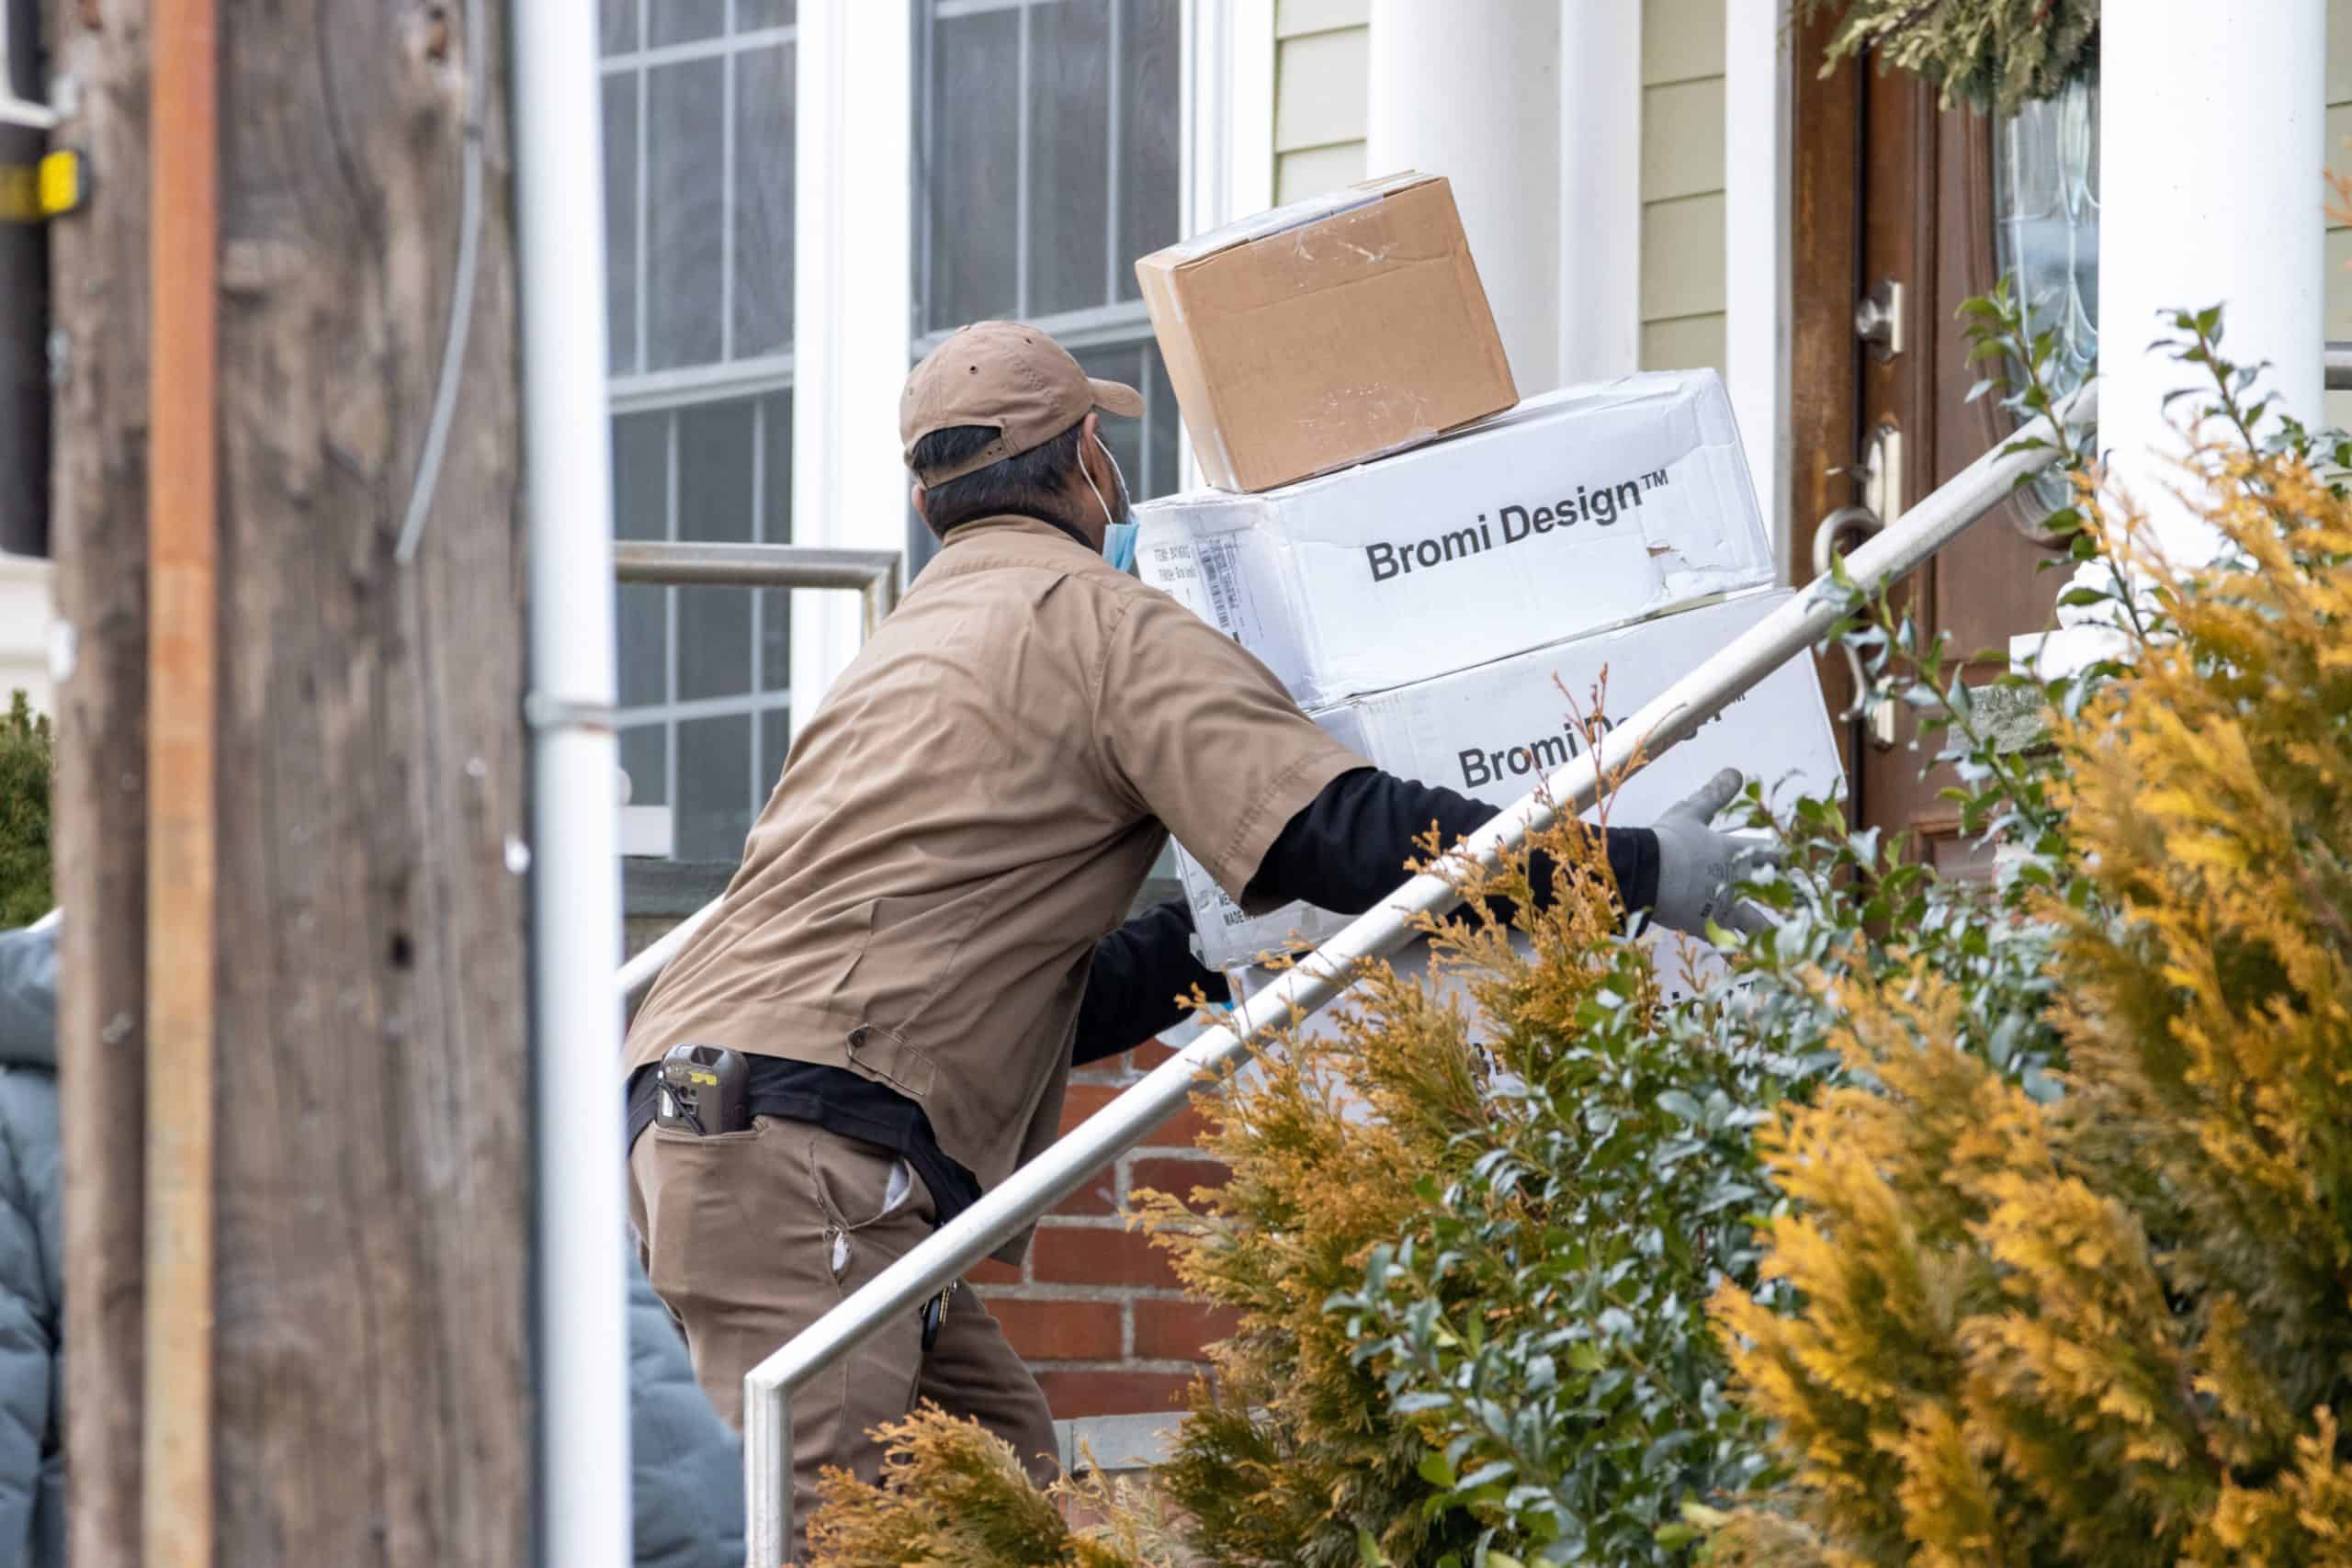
[621,321,1768,1551]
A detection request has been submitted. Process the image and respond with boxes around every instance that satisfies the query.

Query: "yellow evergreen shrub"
[1709,417,2352,1563]
[802,1404,1185,1568]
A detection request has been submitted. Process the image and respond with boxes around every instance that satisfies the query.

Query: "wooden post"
[51,0,535,1559]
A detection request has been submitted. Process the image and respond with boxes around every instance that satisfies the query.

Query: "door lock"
[1853,277,1905,362]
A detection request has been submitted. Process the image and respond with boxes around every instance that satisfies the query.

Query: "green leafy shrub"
[0,692,51,926]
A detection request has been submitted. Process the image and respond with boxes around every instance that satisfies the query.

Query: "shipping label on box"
[1135,370,1772,711]
[1136,173,1517,493]
[1178,590,1845,971]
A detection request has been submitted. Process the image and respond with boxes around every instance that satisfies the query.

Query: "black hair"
[912,421,1088,536]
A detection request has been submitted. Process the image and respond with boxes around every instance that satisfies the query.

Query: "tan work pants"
[628,1115,1058,1560]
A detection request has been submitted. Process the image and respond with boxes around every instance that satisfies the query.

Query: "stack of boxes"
[1133,174,1843,1001]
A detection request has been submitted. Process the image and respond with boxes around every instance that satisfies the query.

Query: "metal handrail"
[731,385,2097,1565]
[612,542,903,1001]
[2325,341,2352,390]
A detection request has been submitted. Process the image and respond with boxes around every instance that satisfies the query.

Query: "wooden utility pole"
[49,0,535,1559]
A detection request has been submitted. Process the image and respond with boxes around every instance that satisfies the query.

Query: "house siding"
[1272,0,1368,202]
[1639,0,1727,378]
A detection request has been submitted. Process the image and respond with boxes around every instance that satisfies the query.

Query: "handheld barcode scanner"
[656,1043,750,1135]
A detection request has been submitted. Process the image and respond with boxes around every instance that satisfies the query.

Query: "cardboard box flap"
[1145,171,1441,269]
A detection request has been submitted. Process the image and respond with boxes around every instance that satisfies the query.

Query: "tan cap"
[900,321,1144,486]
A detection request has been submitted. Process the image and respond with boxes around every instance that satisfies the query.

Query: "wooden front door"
[1787,17,2075,872]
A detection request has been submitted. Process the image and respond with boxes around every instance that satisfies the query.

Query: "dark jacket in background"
[0,918,743,1568]
[0,919,63,1568]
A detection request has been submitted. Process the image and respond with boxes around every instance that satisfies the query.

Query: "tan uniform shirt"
[623,516,1363,1218]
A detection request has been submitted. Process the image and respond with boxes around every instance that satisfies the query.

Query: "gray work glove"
[1647,769,1780,939]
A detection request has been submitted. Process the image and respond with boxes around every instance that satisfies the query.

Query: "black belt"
[624,1060,984,1225]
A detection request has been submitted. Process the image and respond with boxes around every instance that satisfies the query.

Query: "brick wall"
[977,1033,1243,1421]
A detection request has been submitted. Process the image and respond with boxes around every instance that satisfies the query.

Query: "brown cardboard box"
[1134,173,1518,493]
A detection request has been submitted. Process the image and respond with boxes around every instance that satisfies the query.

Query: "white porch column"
[2094,0,2324,575]
[1366,0,1565,391]
[791,2,913,729]
[1557,0,1644,388]
[1723,0,1792,572]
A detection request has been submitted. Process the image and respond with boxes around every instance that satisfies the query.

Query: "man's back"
[624,515,1248,1189]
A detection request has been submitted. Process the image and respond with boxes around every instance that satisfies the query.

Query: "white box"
[1134,370,1773,710]
[1178,590,1844,971]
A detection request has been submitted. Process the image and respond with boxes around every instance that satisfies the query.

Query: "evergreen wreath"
[1796,0,2099,115]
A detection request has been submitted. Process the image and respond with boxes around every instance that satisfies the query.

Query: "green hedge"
[0,693,52,926]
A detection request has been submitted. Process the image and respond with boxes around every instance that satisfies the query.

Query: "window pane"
[1144,343,1180,500]
[646,59,727,370]
[733,42,796,359]
[1076,342,1147,490]
[907,508,939,579]
[675,400,756,701]
[603,73,639,376]
[678,715,754,861]
[1117,0,1182,298]
[925,9,1021,329]
[650,0,726,47]
[736,0,794,30]
[759,391,793,691]
[620,724,668,808]
[1026,0,1111,318]
[613,413,670,710]
[757,706,790,798]
[600,0,637,55]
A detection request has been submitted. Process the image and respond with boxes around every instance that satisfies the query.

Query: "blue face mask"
[1103,520,1138,575]
[1081,432,1138,574]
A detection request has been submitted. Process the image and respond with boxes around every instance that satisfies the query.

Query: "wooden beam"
[57,0,535,1558]
[141,0,218,1554]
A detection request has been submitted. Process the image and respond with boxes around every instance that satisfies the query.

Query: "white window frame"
[604,6,803,857]
[789,0,1264,717]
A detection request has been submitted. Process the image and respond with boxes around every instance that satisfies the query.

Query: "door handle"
[1815,423,1904,750]
[1814,504,1892,744]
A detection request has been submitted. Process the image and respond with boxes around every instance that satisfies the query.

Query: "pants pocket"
[637,1119,773,1313]
[808,1136,922,1283]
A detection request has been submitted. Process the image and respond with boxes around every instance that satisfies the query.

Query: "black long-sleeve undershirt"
[1245,766,1658,920]
[1071,767,1659,1065]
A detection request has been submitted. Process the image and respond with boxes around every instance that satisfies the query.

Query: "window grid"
[602,5,797,378]
[613,394,795,860]
[909,0,1183,576]
[606,0,796,860]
